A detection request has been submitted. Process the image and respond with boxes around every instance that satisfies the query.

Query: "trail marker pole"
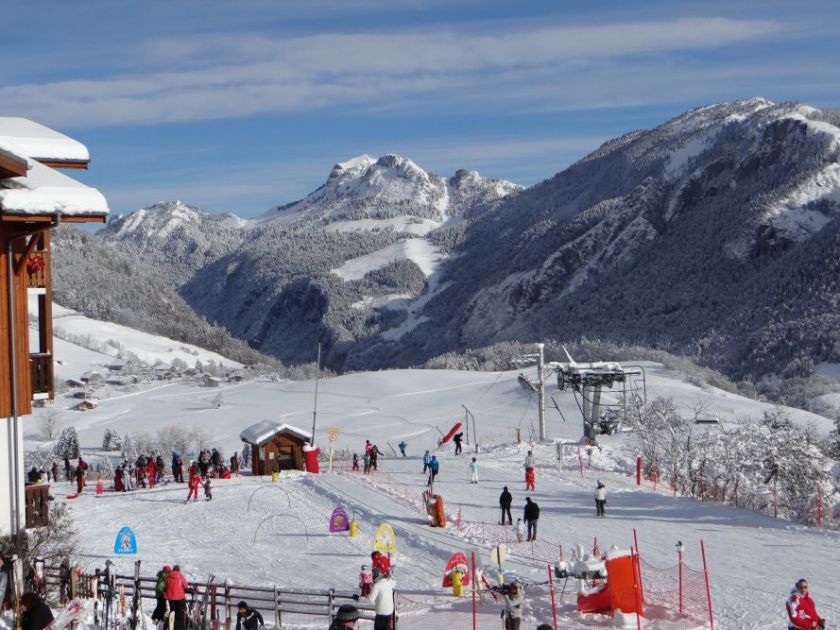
[470,551,477,630]
[548,563,558,630]
[636,457,641,486]
[633,529,644,602]
[817,484,822,528]
[700,539,714,630]
[676,541,684,617]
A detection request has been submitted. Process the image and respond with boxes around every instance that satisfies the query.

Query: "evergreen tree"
[56,427,80,459]
[102,428,113,451]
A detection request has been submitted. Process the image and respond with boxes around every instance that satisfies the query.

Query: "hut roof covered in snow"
[239,421,312,446]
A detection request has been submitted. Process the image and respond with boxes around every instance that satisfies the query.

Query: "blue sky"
[3,0,840,218]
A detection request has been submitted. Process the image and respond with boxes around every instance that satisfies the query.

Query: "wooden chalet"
[240,421,312,475]
[0,118,109,537]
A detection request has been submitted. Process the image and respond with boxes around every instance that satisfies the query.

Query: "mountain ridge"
[80,99,840,380]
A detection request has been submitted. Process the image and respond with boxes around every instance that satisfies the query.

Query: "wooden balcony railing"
[30,353,53,396]
[25,484,50,528]
[25,251,49,288]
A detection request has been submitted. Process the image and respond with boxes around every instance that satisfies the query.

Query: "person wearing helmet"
[235,601,264,630]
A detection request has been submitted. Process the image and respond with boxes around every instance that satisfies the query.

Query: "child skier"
[352,453,359,472]
[514,518,526,543]
[358,565,373,598]
[423,450,431,473]
[203,476,213,501]
[186,472,200,503]
[525,467,535,491]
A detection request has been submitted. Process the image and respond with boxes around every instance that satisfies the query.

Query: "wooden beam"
[13,230,46,274]
[35,160,89,170]
[0,152,28,178]
[0,213,107,224]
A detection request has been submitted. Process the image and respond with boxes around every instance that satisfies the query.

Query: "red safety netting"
[637,557,712,627]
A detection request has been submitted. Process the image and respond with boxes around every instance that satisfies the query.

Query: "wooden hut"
[240,421,311,475]
[0,117,109,537]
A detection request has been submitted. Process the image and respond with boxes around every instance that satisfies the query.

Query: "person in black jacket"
[523,497,540,542]
[20,592,53,630]
[236,601,264,630]
[499,486,513,525]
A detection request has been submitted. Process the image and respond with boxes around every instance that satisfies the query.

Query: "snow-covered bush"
[630,402,836,526]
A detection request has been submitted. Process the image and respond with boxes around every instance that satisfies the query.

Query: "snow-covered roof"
[0,118,108,218]
[0,157,109,216]
[239,420,312,445]
[0,117,90,164]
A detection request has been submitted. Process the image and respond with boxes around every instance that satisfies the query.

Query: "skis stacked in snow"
[192,575,215,630]
[44,600,84,630]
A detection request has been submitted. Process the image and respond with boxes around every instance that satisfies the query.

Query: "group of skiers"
[343,551,395,630]
[352,440,385,474]
[151,566,265,630]
[499,486,541,543]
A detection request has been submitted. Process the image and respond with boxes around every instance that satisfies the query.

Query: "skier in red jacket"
[787,579,825,629]
[186,473,201,503]
[371,551,391,577]
[165,565,191,630]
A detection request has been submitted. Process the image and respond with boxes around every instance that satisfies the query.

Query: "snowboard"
[45,599,84,630]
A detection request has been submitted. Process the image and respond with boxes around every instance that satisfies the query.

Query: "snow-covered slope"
[23,332,839,629]
[44,302,241,371]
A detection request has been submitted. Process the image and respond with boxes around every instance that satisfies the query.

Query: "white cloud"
[0,17,781,128]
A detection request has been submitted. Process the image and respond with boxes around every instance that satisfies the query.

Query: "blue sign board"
[114,527,138,555]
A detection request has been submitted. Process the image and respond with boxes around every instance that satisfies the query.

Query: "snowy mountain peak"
[265,153,519,227]
[112,200,206,239]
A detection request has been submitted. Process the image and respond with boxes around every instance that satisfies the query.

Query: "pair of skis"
[190,574,215,630]
[45,600,84,630]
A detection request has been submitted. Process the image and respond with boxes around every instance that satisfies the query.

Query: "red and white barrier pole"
[700,539,714,630]
[633,528,645,602]
[470,550,477,630]
[631,548,643,630]
[547,563,558,630]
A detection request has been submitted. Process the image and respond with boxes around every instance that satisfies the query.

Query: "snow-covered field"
[20,328,839,628]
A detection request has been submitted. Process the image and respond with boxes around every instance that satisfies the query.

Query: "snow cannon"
[575,548,644,617]
[423,490,446,527]
[303,443,320,474]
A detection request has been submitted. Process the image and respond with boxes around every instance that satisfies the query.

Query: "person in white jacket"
[595,481,606,517]
[468,457,479,484]
[365,569,396,630]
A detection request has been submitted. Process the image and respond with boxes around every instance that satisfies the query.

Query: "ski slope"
[25,341,840,629]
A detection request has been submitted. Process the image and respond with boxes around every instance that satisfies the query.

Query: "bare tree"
[39,409,61,441]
